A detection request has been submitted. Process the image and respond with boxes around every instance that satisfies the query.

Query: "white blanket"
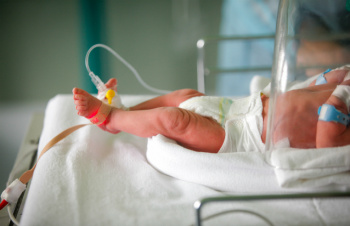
[148,135,350,191]
[20,94,350,225]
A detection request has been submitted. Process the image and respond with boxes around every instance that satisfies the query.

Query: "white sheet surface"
[20,94,350,225]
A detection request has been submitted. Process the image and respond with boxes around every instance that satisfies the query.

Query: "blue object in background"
[80,0,108,93]
[216,0,278,96]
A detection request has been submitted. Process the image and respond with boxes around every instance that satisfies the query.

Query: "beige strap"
[19,123,91,184]
[89,103,112,125]
[19,102,113,184]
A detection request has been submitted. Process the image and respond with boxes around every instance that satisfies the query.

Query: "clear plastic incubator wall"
[198,0,350,151]
[265,0,350,151]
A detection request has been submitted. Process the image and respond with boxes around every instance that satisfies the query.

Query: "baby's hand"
[316,80,350,148]
[104,78,118,91]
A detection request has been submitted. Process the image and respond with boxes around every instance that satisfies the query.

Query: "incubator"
[197,0,350,151]
[2,1,350,225]
[265,0,350,151]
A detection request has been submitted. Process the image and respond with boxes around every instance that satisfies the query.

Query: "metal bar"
[194,191,350,226]
[205,63,347,76]
[206,66,272,75]
[200,34,275,43]
[197,39,206,93]
[288,33,350,41]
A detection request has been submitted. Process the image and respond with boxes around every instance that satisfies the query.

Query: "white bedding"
[20,94,350,225]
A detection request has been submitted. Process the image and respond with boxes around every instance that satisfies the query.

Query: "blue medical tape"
[315,69,332,85]
[318,104,350,126]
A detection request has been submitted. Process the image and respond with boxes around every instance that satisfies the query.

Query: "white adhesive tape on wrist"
[332,85,350,110]
[1,179,26,203]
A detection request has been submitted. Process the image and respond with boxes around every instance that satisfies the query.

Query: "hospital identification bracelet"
[318,104,350,126]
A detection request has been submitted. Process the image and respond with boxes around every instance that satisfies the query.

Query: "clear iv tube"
[85,44,171,94]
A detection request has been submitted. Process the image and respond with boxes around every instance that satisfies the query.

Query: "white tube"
[85,44,171,94]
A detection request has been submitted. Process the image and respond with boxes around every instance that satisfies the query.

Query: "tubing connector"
[0,179,26,210]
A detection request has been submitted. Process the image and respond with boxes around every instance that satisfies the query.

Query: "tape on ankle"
[89,103,112,125]
[318,104,350,126]
[332,85,350,110]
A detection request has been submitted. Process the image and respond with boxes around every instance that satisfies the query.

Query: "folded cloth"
[270,146,350,188]
[147,135,279,192]
[147,134,350,192]
[147,134,350,191]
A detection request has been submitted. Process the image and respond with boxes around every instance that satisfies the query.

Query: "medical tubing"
[85,44,171,94]
[89,72,108,93]
[7,204,20,226]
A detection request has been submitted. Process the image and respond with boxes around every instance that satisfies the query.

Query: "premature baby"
[73,66,350,153]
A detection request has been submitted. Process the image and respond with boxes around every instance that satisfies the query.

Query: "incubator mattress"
[20,94,350,225]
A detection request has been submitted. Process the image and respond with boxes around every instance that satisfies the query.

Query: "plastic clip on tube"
[88,72,108,93]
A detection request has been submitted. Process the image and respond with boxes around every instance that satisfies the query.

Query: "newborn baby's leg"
[73,88,121,134]
[73,88,224,153]
[316,80,350,148]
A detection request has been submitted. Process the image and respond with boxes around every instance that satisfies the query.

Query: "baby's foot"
[73,88,103,118]
[316,81,350,148]
[73,88,121,134]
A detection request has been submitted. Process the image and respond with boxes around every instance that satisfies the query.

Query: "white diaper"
[179,92,265,153]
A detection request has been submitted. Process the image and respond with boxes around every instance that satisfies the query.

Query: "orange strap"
[19,123,91,184]
[19,102,113,184]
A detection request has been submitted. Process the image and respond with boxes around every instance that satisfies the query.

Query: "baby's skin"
[73,69,350,153]
[73,79,224,153]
